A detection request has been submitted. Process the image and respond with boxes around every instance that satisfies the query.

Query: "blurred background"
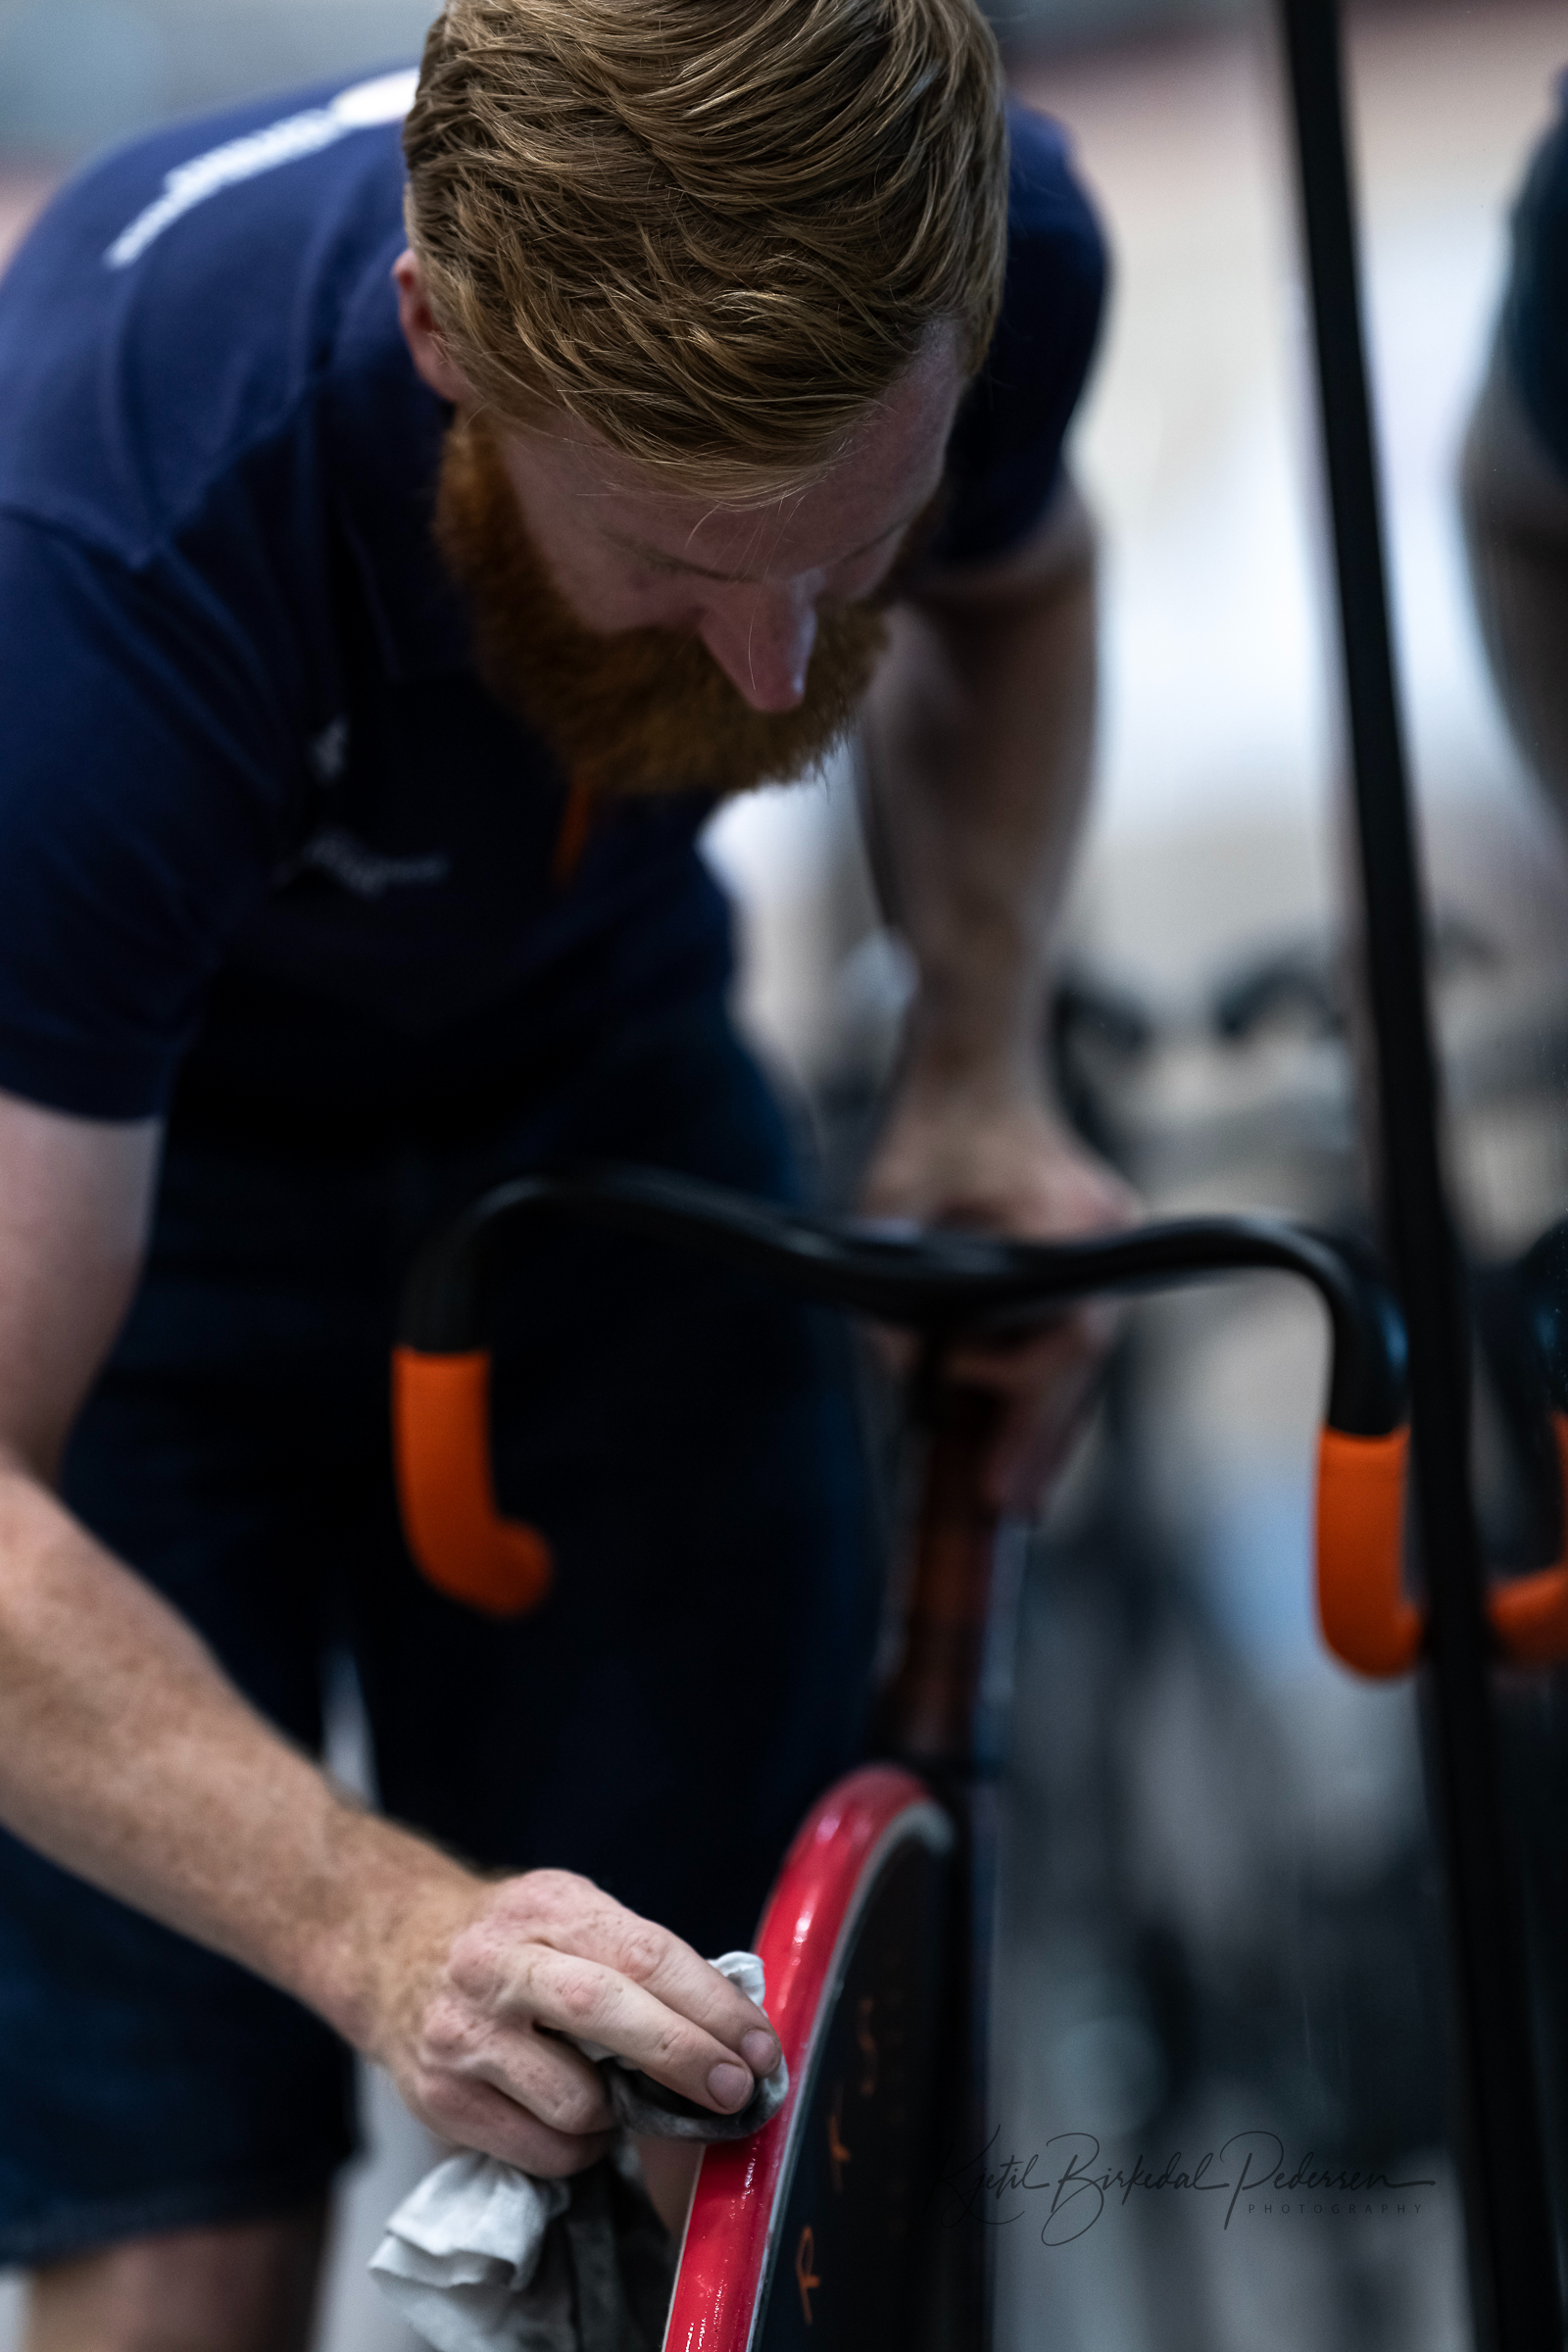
[3,0,1566,2346]
[0,0,1248,170]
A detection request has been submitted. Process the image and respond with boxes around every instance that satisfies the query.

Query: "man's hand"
[364,1865,781,2177]
[860,1070,1137,1510]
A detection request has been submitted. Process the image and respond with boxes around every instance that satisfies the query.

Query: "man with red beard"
[0,0,1128,2339]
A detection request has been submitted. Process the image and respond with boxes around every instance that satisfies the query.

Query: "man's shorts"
[0,993,879,2263]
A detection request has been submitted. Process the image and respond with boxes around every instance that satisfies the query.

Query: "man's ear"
[393,250,474,406]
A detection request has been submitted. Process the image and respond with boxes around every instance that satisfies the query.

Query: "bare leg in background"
[24,2200,329,2352]
[635,2138,703,2240]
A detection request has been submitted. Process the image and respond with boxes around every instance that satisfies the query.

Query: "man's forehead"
[495,326,965,580]
[596,493,943,585]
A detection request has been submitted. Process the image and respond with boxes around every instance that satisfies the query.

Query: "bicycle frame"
[388,1162,1568,2344]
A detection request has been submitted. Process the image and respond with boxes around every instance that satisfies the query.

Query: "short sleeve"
[932,101,1109,568]
[1501,78,1568,479]
[0,515,297,1117]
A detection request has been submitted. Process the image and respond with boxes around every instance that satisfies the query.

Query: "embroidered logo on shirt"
[295,826,450,901]
[104,70,416,270]
[308,715,350,784]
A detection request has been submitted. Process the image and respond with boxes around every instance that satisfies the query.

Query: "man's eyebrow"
[603,503,929,583]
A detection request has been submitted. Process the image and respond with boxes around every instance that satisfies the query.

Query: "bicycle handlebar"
[388,1165,1568,1675]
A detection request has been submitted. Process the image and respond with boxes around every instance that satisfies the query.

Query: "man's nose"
[698,588,818,712]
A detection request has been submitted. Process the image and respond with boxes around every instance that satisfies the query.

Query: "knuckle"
[406,2060,474,2136]
[552,1967,606,2031]
[645,2020,689,2075]
[525,1868,595,1919]
[611,1922,664,1985]
[417,1992,484,2069]
[541,2076,611,2136]
[448,1923,507,2002]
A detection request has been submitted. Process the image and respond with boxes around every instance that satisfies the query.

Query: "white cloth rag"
[369,1951,784,2352]
[368,2149,573,2352]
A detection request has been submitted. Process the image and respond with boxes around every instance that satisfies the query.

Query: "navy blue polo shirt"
[0,74,1106,1129]
[1502,72,1568,478]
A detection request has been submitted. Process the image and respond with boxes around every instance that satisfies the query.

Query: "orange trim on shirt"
[552,770,598,886]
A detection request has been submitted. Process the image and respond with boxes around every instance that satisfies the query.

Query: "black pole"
[1276,4,1561,2343]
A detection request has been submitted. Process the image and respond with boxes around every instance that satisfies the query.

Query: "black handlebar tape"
[396,1163,1408,1440]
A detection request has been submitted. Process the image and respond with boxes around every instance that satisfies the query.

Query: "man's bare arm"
[858,480,1136,1502]
[0,1092,779,2172]
[863,478,1099,1107]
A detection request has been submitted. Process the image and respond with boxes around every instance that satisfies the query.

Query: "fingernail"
[709,2062,753,2110]
[741,2030,778,2074]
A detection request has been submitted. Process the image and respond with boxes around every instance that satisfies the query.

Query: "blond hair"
[403,0,1006,498]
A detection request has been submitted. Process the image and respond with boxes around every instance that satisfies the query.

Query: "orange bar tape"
[391,1347,554,1617]
[1315,1424,1422,1677]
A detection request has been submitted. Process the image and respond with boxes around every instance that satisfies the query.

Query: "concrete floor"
[1,2,1565,2345]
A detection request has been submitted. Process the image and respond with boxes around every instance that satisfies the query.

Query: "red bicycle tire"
[663,1763,955,2351]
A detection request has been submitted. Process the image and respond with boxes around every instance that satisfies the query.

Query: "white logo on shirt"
[104,70,416,270]
[308,715,350,784]
[296,826,450,900]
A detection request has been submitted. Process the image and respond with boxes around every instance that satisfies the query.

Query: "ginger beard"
[433,414,897,802]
